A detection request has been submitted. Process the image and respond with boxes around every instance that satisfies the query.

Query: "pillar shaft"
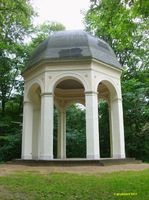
[85,92,100,159]
[21,101,33,159]
[110,97,125,158]
[32,109,41,159]
[40,93,53,160]
[57,109,66,159]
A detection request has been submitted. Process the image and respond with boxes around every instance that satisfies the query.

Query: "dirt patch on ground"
[0,163,149,176]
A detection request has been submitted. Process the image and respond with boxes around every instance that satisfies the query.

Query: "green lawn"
[0,169,149,200]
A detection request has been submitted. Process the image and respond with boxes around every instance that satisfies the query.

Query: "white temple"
[21,30,125,160]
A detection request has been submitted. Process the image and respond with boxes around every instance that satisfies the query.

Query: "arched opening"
[66,103,86,158]
[28,83,41,159]
[54,78,85,158]
[97,80,117,158]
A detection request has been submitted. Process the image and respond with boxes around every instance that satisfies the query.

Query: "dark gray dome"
[27,30,121,69]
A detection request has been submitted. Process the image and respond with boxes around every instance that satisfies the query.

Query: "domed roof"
[27,30,121,69]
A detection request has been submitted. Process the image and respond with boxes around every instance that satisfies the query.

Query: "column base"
[112,153,126,159]
[87,155,100,159]
[21,155,32,160]
[39,155,53,160]
[32,156,40,160]
[57,155,66,159]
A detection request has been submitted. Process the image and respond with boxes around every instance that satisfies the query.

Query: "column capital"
[40,92,53,96]
[85,91,98,95]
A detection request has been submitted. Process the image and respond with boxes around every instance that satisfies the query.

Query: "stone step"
[7,158,142,167]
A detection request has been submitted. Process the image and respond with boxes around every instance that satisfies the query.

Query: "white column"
[57,109,66,159]
[110,97,126,158]
[32,109,41,160]
[85,91,100,159]
[21,101,33,159]
[40,93,53,160]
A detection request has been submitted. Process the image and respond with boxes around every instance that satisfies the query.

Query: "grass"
[0,169,149,200]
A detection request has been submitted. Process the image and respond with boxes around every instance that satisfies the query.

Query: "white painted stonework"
[22,58,126,160]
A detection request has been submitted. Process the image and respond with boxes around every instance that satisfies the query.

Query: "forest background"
[0,0,148,162]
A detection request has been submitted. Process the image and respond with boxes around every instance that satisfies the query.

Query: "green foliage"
[0,133,21,162]
[54,104,86,158]
[0,95,22,161]
[31,21,65,47]
[60,104,86,158]
[85,0,148,69]
[0,170,149,199]
[0,1,65,162]
[122,68,149,161]
[0,0,35,115]
[25,21,65,65]
[85,0,149,161]
[124,0,149,18]
[99,101,110,158]
[0,0,148,162]
[54,102,111,158]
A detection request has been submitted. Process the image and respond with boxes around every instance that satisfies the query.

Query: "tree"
[122,69,149,161]
[0,13,66,161]
[0,0,65,161]
[86,0,148,70]
[98,101,110,158]
[0,0,35,115]
[25,21,65,65]
[66,104,86,158]
[85,0,149,160]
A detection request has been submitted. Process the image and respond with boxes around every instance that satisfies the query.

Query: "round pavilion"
[21,30,125,160]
